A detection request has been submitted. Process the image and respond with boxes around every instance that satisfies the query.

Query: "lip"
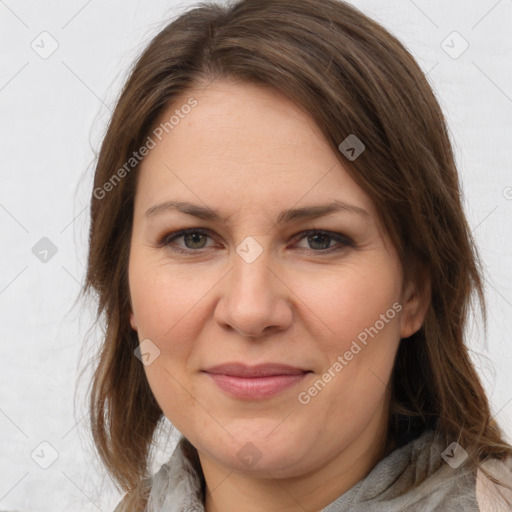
[202,363,311,400]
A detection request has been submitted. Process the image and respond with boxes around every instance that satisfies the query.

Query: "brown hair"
[82,0,512,507]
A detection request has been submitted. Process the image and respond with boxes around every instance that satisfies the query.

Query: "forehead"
[149,80,328,164]
[135,80,372,217]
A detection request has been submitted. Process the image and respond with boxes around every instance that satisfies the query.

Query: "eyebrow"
[144,200,368,223]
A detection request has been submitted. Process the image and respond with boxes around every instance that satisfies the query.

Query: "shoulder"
[476,456,512,511]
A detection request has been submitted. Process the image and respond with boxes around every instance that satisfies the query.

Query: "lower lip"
[205,372,309,399]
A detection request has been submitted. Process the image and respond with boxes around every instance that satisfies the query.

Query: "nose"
[213,245,293,339]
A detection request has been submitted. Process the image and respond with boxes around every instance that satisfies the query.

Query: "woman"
[83,0,512,510]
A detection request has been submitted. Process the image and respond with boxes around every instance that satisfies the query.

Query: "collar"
[145,429,482,512]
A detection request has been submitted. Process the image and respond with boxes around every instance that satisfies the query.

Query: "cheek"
[314,269,402,396]
[129,260,223,415]
[129,261,212,431]
[129,259,209,348]
[292,261,402,355]
[291,260,403,422]
[297,264,402,416]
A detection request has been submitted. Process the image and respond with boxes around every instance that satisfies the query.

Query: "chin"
[198,426,312,477]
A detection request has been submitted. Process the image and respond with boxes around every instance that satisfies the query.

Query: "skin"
[128,79,429,512]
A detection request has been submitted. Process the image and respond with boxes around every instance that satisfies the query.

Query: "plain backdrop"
[1,0,511,510]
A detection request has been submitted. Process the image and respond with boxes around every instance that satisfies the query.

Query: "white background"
[1,0,512,510]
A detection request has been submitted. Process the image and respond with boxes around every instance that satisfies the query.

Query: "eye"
[158,228,353,255]
[293,230,354,253]
[159,228,215,253]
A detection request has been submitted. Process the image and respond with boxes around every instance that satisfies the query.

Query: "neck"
[198,402,391,512]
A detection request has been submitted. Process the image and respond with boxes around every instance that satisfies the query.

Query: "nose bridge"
[215,235,292,338]
[231,235,275,305]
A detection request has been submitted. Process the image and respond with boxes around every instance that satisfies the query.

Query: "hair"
[83,0,512,508]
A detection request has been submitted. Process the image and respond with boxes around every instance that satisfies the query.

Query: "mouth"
[202,363,312,400]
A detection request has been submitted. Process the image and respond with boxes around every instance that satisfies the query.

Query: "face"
[128,79,426,480]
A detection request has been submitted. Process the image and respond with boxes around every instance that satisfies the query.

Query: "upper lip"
[203,363,310,377]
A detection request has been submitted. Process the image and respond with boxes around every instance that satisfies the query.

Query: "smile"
[202,363,312,400]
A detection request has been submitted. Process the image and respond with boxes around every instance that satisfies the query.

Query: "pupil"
[310,234,330,250]
[185,232,206,249]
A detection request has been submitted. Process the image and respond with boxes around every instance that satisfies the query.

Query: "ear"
[130,310,138,331]
[129,294,138,331]
[128,283,137,331]
[400,269,431,339]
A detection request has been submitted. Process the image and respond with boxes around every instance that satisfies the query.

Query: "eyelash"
[157,228,354,255]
